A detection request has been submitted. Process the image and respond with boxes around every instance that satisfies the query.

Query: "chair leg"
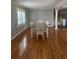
[37,34,38,40]
[31,30,32,38]
[47,31,48,38]
[43,34,44,40]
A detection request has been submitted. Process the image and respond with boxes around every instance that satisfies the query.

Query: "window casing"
[17,8,26,26]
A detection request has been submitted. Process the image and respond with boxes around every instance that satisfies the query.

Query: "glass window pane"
[17,8,25,25]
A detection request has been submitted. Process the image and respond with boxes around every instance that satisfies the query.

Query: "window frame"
[16,8,26,27]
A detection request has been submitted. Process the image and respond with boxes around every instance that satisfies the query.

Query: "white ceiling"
[14,0,67,9]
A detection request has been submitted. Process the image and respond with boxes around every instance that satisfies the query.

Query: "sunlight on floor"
[19,35,27,55]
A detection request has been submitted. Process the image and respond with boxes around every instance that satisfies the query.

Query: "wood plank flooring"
[11,27,67,59]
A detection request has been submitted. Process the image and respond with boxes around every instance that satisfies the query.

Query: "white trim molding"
[11,26,29,40]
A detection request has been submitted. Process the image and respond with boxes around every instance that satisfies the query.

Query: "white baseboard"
[11,26,29,40]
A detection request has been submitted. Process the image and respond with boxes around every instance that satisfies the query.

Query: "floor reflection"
[55,29,58,40]
[19,35,27,56]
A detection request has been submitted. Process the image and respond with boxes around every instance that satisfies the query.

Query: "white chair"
[30,21,36,38]
[36,20,45,40]
[30,20,49,39]
[44,21,49,38]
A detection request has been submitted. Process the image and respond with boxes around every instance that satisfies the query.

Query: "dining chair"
[30,20,36,38]
[36,20,45,40]
[44,21,49,38]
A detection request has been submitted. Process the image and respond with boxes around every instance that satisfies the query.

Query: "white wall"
[11,3,29,39]
[29,9,55,26]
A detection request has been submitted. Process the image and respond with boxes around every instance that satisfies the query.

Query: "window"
[17,8,26,26]
[62,18,67,27]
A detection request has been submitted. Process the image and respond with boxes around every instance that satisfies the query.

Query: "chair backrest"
[30,21,33,27]
[30,20,36,28]
[36,20,45,33]
[37,20,44,27]
[46,21,49,26]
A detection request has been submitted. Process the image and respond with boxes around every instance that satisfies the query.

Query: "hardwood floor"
[11,27,67,59]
